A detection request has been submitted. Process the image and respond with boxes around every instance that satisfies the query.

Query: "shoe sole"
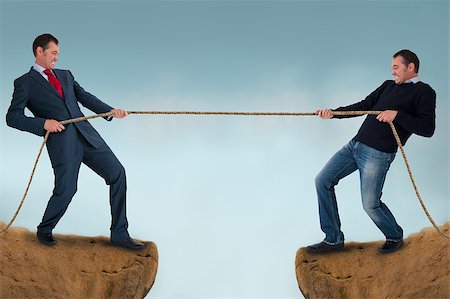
[307,244,345,253]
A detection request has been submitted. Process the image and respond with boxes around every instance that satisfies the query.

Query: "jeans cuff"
[323,239,344,245]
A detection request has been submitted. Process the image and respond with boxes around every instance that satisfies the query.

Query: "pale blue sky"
[1,1,449,299]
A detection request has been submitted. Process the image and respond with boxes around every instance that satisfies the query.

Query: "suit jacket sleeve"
[69,71,113,119]
[6,77,46,137]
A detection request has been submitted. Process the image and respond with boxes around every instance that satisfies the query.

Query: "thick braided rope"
[388,123,449,239]
[1,110,448,240]
[126,110,379,116]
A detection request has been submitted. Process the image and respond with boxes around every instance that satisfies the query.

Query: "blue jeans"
[315,140,403,244]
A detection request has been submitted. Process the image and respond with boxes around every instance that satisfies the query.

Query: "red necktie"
[43,69,63,97]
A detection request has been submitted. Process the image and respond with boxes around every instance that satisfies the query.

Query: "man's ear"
[36,46,44,56]
[408,62,415,73]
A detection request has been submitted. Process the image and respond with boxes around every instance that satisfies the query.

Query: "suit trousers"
[37,131,129,241]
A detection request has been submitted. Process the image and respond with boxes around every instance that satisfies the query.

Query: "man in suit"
[6,33,144,250]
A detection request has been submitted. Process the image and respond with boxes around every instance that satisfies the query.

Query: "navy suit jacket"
[6,68,113,167]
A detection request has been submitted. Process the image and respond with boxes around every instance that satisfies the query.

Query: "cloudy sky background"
[1,1,448,298]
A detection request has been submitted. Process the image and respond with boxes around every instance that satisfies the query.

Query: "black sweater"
[333,80,436,153]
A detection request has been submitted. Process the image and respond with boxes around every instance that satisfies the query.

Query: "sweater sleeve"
[332,80,389,118]
[394,88,436,137]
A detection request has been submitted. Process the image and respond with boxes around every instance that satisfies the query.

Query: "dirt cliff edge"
[0,222,158,299]
[296,222,449,299]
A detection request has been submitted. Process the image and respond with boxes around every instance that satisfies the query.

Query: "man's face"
[35,41,59,70]
[391,56,415,84]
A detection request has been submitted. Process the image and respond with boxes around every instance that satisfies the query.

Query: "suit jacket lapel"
[29,67,64,99]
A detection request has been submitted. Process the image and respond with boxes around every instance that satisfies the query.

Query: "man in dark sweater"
[307,49,436,253]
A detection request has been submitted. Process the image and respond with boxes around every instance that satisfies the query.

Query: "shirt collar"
[33,63,46,74]
[33,63,56,79]
[405,76,420,84]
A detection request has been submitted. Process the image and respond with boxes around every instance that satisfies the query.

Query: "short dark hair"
[393,49,419,73]
[32,33,59,57]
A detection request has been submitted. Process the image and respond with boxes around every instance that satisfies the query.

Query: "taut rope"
[1,110,448,240]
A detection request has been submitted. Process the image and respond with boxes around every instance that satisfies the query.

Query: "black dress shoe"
[378,239,403,253]
[307,241,344,253]
[37,231,57,246]
[111,237,145,250]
